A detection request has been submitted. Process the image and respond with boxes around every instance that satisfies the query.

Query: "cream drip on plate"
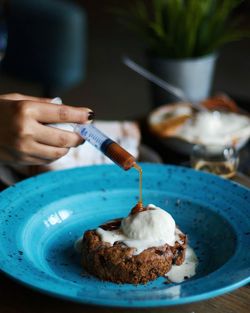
[166,246,198,283]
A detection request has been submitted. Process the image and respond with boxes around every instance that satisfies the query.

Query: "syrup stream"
[133,163,143,208]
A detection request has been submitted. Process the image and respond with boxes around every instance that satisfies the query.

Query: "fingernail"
[88,111,95,121]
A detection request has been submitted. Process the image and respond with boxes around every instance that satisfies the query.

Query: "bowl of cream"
[148,102,250,155]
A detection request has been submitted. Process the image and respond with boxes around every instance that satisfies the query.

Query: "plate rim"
[0,268,249,308]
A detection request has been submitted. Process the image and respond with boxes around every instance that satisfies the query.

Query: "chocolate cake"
[81,210,187,284]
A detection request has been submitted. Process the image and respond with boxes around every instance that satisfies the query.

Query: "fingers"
[24,140,69,161]
[20,101,94,124]
[33,123,84,148]
[0,146,57,165]
[0,95,92,166]
[6,154,50,166]
[0,93,52,103]
[7,135,69,162]
[2,97,94,125]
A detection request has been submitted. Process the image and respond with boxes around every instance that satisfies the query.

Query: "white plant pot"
[149,53,217,106]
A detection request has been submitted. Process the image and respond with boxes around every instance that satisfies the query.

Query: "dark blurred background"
[0,0,249,120]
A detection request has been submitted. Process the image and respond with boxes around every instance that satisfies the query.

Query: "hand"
[0,93,93,165]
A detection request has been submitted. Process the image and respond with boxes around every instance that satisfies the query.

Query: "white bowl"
[148,103,250,155]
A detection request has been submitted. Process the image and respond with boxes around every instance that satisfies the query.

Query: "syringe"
[50,97,136,170]
[73,123,136,170]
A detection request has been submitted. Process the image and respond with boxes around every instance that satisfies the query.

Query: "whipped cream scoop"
[121,204,176,245]
[96,204,177,255]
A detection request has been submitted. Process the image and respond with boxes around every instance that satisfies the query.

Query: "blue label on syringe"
[75,124,114,152]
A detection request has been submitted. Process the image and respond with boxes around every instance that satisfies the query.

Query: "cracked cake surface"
[80,204,187,284]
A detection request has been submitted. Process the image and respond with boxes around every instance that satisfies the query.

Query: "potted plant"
[115,0,250,106]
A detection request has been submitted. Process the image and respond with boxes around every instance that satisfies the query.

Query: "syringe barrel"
[74,124,136,170]
[74,124,110,151]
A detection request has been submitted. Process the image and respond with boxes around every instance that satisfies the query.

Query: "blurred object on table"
[149,102,193,138]
[115,0,249,107]
[0,1,7,61]
[137,144,162,164]
[201,93,240,112]
[238,140,250,176]
[0,120,141,185]
[190,144,239,179]
[233,172,250,188]
[149,53,217,106]
[1,0,87,97]
[148,95,250,155]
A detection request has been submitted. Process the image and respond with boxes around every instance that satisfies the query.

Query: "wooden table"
[0,172,249,313]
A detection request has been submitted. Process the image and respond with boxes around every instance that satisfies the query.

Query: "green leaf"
[113,0,250,58]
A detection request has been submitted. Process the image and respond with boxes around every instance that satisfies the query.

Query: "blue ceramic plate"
[0,164,249,307]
